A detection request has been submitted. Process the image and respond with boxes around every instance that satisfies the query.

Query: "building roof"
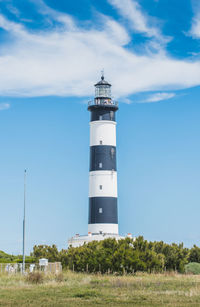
[95,75,111,87]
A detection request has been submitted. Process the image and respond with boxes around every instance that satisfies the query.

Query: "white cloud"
[30,0,75,30]
[0,103,10,111]
[7,4,20,18]
[0,14,24,34]
[190,13,200,38]
[108,0,158,37]
[102,16,130,46]
[141,92,175,103]
[107,0,171,52]
[0,6,199,99]
[121,97,132,104]
[188,1,200,38]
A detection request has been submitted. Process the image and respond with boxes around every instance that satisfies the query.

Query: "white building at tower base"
[68,233,132,248]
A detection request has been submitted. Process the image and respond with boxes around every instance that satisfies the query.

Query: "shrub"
[26,272,44,284]
[185,262,200,275]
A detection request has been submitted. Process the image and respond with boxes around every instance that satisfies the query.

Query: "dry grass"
[0,271,200,306]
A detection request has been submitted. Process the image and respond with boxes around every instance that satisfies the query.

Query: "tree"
[31,245,59,262]
[189,245,200,263]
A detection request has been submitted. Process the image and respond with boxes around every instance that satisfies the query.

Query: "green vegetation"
[0,250,35,264]
[2,237,200,274]
[31,237,200,274]
[0,250,12,263]
[1,238,200,306]
[185,262,200,275]
[1,271,200,306]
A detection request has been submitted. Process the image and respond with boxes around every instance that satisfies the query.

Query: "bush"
[55,273,64,282]
[185,262,200,275]
[26,272,44,284]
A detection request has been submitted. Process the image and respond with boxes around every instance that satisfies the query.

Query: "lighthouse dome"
[95,75,111,87]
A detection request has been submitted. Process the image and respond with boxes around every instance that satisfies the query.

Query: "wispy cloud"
[107,0,171,52]
[101,15,130,46]
[108,0,158,37]
[30,0,75,30]
[141,92,176,103]
[0,103,10,111]
[0,2,199,99]
[121,97,132,104]
[7,4,21,18]
[188,1,200,38]
[190,13,200,38]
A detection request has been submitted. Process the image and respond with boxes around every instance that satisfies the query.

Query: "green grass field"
[1,271,200,306]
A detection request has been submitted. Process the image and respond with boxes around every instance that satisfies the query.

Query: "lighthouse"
[68,75,126,247]
[88,75,118,235]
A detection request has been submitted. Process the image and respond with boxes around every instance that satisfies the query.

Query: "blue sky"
[0,0,200,254]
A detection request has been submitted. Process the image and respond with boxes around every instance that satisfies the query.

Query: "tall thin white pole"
[22,169,26,274]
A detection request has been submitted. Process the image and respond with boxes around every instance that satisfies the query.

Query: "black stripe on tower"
[90,145,116,171]
[90,109,116,122]
[89,197,118,224]
[88,104,118,122]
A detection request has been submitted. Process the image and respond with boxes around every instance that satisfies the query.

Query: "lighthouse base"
[68,233,126,248]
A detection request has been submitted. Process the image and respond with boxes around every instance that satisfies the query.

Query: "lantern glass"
[95,85,111,98]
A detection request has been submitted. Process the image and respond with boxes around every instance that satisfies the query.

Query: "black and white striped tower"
[68,75,131,246]
[88,75,118,235]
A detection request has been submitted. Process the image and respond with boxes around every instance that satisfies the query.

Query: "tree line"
[29,236,200,274]
[1,237,200,273]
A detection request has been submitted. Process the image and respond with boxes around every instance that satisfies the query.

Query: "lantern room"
[95,75,112,99]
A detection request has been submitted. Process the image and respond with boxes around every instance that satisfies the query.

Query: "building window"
[99,208,103,214]
[99,115,103,120]
[110,111,114,120]
[100,140,103,145]
[99,162,102,168]
[99,185,102,190]
[111,147,115,158]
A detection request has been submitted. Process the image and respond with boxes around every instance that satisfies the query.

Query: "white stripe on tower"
[90,121,116,146]
[88,223,118,234]
[89,171,117,198]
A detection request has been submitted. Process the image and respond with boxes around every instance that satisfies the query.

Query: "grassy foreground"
[1,271,200,306]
